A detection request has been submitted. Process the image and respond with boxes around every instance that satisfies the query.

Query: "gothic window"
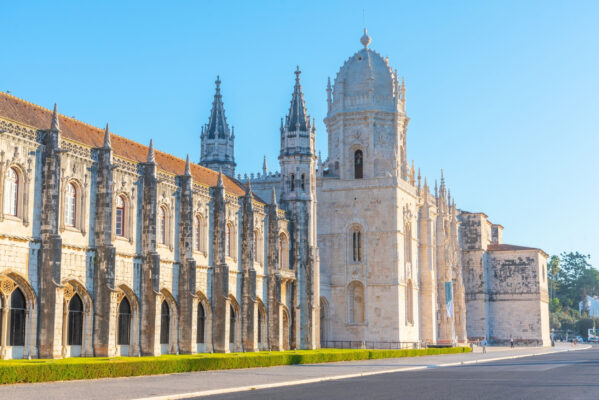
[229,304,236,344]
[257,305,266,347]
[225,223,233,257]
[352,228,362,262]
[160,300,170,345]
[9,288,26,346]
[3,167,18,216]
[117,297,131,345]
[406,280,414,325]
[195,215,205,252]
[68,294,83,346]
[278,233,289,269]
[115,196,125,237]
[197,302,205,344]
[65,182,77,227]
[405,223,412,265]
[157,206,167,245]
[348,281,365,324]
[354,150,363,179]
[290,174,295,191]
[301,174,306,191]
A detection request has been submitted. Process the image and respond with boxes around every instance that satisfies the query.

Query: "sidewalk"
[0,344,589,400]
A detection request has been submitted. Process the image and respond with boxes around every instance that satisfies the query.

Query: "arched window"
[229,304,236,344]
[9,288,26,346]
[3,167,18,216]
[405,223,412,264]
[68,294,83,346]
[195,215,204,252]
[225,223,232,257]
[157,206,167,245]
[352,228,362,262]
[197,302,205,344]
[160,301,170,345]
[348,281,365,324]
[406,280,414,325]
[354,150,363,179]
[278,234,289,269]
[320,297,328,344]
[118,297,131,345]
[115,196,125,237]
[257,306,265,347]
[301,174,306,191]
[290,174,295,191]
[65,182,77,227]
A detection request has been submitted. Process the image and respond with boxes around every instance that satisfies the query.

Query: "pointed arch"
[196,291,212,352]
[256,298,267,351]
[116,284,140,356]
[0,272,36,359]
[320,297,329,346]
[228,295,241,352]
[281,305,291,351]
[61,279,93,357]
[159,288,178,354]
[354,149,363,179]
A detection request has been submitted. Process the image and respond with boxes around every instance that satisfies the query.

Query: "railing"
[321,341,422,350]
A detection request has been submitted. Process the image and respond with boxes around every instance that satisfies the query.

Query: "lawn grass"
[0,346,471,384]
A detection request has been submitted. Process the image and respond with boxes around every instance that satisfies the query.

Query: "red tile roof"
[0,92,251,198]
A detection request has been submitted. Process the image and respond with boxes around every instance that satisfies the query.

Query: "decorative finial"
[217,169,224,188]
[295,65,301,82]
[147,139,155,163]
[360,28,371,48]
[103,123,111,149]
[246,179,252,195]
[215,75,221,90]
[51,103,60,131]
[262,155,268,175]
[184,154,191,176]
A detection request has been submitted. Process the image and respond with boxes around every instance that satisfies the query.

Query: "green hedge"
[0,347,470,384]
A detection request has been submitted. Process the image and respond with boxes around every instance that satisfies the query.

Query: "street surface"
[0,344,591,399]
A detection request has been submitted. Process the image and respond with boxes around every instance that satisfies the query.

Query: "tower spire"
[284,66,310,133]
[326,77,332,112]
[103,123,111,149]
[147,139,155,163]
[51,103,60,131]
[262,155,268,176]
[184,154,191,176]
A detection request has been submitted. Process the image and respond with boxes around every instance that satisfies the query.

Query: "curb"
[132,346,592,400]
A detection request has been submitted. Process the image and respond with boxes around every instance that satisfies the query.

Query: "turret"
[200,76,236,176]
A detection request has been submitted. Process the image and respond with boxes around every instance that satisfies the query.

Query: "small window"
[354,150,363,179]
[195,215,204,252]
[118,297,131,345]
[290,174,295,191]
[65,183,77,227]
[160,301,170,345]
[352,229,362,262]
[225,223,232,257]
[157,206,167,245]
[197,302,205,344]
[301,174,306,191]
[115,196,125,237]
[9,287,26,346]
[3,167,18,216]
[68,294,83,346]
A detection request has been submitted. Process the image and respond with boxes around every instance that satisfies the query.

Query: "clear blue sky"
[2,1,598,263]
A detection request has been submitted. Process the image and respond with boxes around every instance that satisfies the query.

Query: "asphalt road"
[200,346,599,400]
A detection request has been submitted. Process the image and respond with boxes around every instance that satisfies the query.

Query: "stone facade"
[0,30,549,360]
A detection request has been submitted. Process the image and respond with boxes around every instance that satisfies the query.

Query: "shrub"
[0,347,471,384]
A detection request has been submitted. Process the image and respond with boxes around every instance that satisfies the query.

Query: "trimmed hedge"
[0,347,471,384]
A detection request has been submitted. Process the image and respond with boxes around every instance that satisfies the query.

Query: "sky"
[2,1,598,263]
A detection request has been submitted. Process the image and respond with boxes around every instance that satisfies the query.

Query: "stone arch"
[349,223,363,263]
[61,279,93,357]
[350,145,364,179]
[347,280,365,325]
[196,290,212,353]
[157,203,171,246]
[115,284,139,356]
[159,288,178,354]
[114,192,133,241]
[256,298,267,351]
[0,272,37,359]
[319,296,329,347]
[194,213,207,253]
[228,295,241,352]
[225,221,236,259]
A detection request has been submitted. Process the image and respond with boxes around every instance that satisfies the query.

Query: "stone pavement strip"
[0,344,590,400]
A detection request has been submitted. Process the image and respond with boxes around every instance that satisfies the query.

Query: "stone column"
[266,200,282,350]
[417,190,436,344]
[38,118,65,359]
[0,296,8,359]
[211,172,230,353]
[93,134,117,357]
[177,161,197,354]
[241,185,257,352]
